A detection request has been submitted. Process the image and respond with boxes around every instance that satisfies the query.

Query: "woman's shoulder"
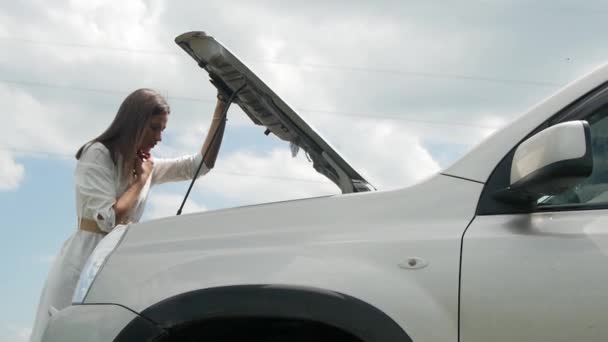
[79,142,114,166]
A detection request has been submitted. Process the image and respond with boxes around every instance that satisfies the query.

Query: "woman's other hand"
[134,153,154,184]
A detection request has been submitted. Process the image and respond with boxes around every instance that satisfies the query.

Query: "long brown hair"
[76,88,170,176]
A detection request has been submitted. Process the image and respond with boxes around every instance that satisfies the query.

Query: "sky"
[2,0,608,340]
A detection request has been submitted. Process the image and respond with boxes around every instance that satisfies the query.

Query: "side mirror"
[495,120,593,203]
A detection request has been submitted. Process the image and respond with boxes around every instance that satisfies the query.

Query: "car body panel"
[85,174,483,342]
[41,304,162,342]
[462,210,608,342]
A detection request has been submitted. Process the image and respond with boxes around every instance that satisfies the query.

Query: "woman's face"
[140,112,168,153]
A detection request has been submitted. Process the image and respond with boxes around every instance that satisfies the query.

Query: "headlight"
[72,225,129,304]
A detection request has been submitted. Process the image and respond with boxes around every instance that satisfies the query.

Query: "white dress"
[29,142,208,342]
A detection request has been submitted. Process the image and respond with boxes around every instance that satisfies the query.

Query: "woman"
[29,88,227,341]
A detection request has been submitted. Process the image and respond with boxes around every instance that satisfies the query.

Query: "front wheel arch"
[115,284,413,342]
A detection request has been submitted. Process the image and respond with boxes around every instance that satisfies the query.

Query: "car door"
[460,95,608,341]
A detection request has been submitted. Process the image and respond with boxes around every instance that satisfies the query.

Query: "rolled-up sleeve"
[75,146,117,232]
[151,153,209,186]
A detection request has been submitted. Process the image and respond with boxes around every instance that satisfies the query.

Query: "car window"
[538,106,608,207]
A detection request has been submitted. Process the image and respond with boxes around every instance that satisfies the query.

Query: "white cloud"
[33,254,56,265]
[300,115,442,190]
[342,120,440,189]
[0,150,24,191]
[145,192,208,220]
[0,322,31,342]
[197,148,338,205]
[0,83,101,161]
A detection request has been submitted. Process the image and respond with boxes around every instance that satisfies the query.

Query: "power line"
[468,0,608,16]
[0,79,128,96]
[0,79,216,103]
[254,60,561,87]
[2,148,74,160]
[0,36,179,56]
[2,147,332,184]
[0,36,562,87]
[296,108,498,129]
[209,170,331,184]
[0,78,499,129]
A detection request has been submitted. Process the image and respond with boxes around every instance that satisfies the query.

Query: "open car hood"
[175,31,373,193]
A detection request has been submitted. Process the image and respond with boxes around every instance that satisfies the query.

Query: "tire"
[162,318,363,342]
